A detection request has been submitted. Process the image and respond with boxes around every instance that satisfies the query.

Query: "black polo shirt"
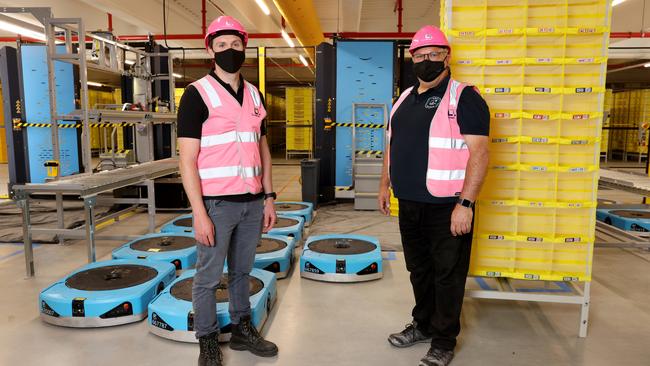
[389,74,490,204]
[177,71,267,202]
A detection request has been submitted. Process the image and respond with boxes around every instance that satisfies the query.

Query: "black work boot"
[229,315,278,357]
[198,332,223,366]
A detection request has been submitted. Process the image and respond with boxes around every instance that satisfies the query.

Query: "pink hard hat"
[204,16,248,50]
[409,25,450,53]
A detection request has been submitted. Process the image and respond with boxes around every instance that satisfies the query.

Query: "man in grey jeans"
[178,15,278,366]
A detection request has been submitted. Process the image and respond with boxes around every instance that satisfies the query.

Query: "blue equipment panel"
[112,233,198,270]
[39,259,176,327]
[596,209,650,232]
[274,201,314,225]
[254,234,296,279]
[21,45,79,183]
[300,234,383,283]
[335,41,394,186]
[268,214,305,243]
[148,268,277,343]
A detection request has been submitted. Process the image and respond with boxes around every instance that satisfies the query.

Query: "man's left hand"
[450,205,473,237]
[263,199,277,233]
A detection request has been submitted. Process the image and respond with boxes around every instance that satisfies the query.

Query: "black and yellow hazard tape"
[356,150,383,155]
[13,121,137,129]
[336,186,354,191]
[102,149,131,154]
[332,123,385,129]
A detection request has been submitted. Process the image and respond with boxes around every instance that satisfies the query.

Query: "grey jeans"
[192,197,264,338]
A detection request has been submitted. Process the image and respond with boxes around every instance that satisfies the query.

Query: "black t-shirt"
[177,71,267,202]
[389,74,490,204]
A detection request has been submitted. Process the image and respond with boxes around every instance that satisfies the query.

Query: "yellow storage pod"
[285,87,314,155]
[443,0,611,282]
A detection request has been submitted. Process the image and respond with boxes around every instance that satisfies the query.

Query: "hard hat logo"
[425,34,433,40]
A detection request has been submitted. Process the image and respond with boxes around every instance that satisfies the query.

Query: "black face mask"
[413,60,447,83]
[214,48,246,74]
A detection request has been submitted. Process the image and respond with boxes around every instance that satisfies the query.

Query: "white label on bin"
[495,88,511,93]
[575,87,593,93]
[533,114,549,120]
[527,237,543,242]
[531,166,547,172]
[498,29,514,34]
[577,58,595,63]
[569,167,586,173]
[488,235,505,240]
[538,27,555,33]
[525,274,541,280]
[571,140,588,145]
[536,58,552,63]
[496,59,512,65]
[487,271,502,277]
[573,114,590,119]
[532,137,548,143]
[565,237,582,243]
[535,87,551,93]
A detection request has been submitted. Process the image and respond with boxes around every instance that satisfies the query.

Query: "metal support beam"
[16,195,34,277]
[83,196,97,263]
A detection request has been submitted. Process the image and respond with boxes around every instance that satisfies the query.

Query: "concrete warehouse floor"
[0,165,649,366]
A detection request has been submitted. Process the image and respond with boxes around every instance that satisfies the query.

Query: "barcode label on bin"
[579,28,597,33]
[577,58,595,63]
[532,137,548,143]
[538,27,555,33]
[495,88,511,93]
[571,140,588,145]
[533,114,549,120]
[569,167,586,173]
[487,271,502,277]
[565,237,582,243]
[563,277,579,282]
[527,237,543,242]
[494,112,511,118]
[572,114,590,119]
[531,166,547,172]
[535,87,551,93]
[496,59,512,65]
[525,274,541,280]
[488,235,505,240]
[575,87,593,93]
[459,31,475,36]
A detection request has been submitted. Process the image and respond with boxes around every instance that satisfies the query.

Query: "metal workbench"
[12,158,179,277]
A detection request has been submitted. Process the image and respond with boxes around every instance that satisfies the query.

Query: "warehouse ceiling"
[4,1,650,85]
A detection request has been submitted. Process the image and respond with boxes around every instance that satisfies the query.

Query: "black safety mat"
[308,238,377,255]
[610,210,650,219]
[257,238,288,254]
[173,217,193,227]
[275,217,299,228]
[130,236,196,252]
[275,203,309,211]
[170,276,264,303]
[65,265,158,291]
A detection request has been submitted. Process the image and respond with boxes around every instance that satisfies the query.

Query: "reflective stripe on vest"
[388,78,471,198]
[197,78,222,108]
[199,166,262,180]
[201,131,260,148]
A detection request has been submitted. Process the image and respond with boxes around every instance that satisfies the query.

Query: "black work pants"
[398,199,473,351]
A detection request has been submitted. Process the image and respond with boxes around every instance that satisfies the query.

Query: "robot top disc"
[174,218,193,228]
[609,210,650,219]
[65,265,158,291]
[308,238,377,255]
[275,217,300,228]
[169,275,265,303]
[130,236,196,252]
[257,238,288,254]
[275,203,309,211]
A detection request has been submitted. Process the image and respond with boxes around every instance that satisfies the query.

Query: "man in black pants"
[379,25,489,366]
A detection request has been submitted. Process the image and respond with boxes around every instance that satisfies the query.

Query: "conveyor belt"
[599,169,650,196]
[12,158,178,197]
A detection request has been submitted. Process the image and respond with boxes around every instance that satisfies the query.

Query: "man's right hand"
[194,211,215,246]
[378,185,391,216]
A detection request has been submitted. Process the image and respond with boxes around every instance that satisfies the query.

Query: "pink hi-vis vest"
[388,79,471,198]
[191,75,266,196]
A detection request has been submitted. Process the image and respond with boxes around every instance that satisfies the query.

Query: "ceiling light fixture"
[281,29,295,48]
[299,54,309,67]
[0,13,46,41]
[87,81,103,87]
[612,0,627,6]
[255,0,271,15]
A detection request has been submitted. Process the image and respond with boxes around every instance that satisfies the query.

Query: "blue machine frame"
[111,233,198,270]
[596,209,650,232]
[274,201,315,226]
[160,214,193,234]
[335,41,394,187]
[39,259,176,327]
[148,268,277,343]
[268,214,305,243]
[21,44,79,183]
[254,234,296,279]
[300,234,383,283]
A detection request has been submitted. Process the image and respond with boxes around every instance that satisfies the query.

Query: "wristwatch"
[264,192,277,200]
[457,197,475,209]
